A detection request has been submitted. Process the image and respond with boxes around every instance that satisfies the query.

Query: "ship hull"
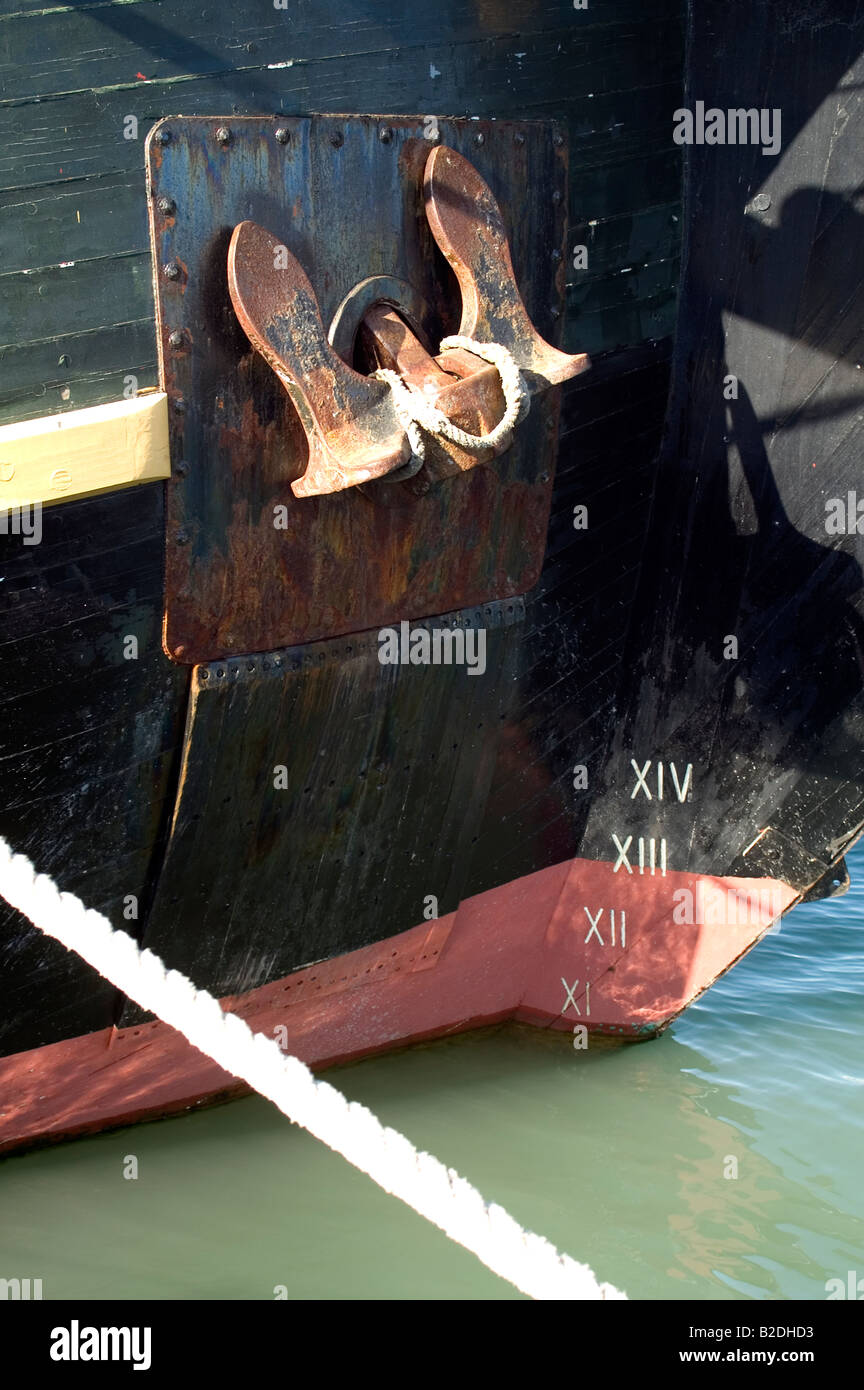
[2,0,864,1154]
[0,854,796,1154]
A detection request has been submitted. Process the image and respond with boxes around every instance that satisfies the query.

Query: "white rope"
[0,838,625,1302]
[373,334,530,465]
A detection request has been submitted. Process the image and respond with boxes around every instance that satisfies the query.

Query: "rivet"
[156,128,172,146]
[163,261,181,280]
[539,472,550,483]
[174,645,186,659]
[552,190,563,205]
[513,132,525,146]
[553,133,565,148]
[200,667,209,679]
[275,127,291,145]
[172,398,186,413]
[551,248,562,262]
[176,528,190,544]
[750,192,771,212]
[175,459,190,476]
[379,126,394,144]
[330,131,344,148]
[215,126,232,146]
[474,132,485,146]
[168,329,186,350]
[550,305,561,319]
[157,195,176,216]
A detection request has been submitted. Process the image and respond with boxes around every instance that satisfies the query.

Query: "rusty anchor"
[227,146,589,499]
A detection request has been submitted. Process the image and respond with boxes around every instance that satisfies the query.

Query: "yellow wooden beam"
[0,392,170,510]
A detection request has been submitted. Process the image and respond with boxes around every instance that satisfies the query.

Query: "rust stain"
[149,116,581,663]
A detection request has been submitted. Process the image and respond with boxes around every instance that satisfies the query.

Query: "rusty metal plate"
[146,115,569,663]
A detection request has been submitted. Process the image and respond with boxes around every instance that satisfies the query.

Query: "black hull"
[1,0,863,1107]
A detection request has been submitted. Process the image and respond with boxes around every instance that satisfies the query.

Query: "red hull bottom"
[0,856,796,1154]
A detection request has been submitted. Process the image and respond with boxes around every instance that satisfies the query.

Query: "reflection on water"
[1,847,863,1301]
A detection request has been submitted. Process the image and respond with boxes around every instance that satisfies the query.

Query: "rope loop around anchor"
[373,334,530,467]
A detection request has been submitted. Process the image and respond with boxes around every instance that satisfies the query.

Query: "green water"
[2,847,864,1302]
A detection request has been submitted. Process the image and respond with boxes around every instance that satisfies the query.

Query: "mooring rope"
[373,334,530,465]
[0,838,625,1301]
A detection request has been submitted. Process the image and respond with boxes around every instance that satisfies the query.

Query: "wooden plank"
[0,2,676,102]
[0,359,159,425]
[0,252,152,345]
[567,203,681,279]
[0,390,169,508]
[0,26,682,189]
[0,482,189,1058]
[565,257,680,355]
[0,318,157,423]
[5,0,660,17]
[571,142,682,221]
[0,171,148,274]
